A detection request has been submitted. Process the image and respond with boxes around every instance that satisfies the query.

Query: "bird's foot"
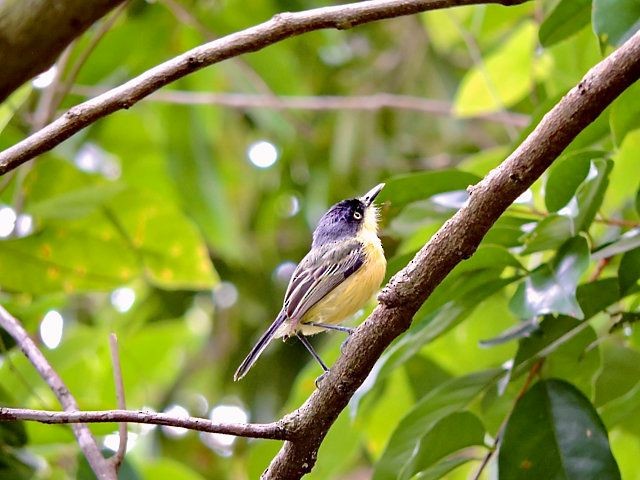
[315,371,329,389]
[340,331,354,354]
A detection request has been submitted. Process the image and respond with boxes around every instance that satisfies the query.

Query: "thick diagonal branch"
[0,0,529,175]
[262,29,640,480]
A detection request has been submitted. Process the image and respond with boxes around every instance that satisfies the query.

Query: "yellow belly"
[296,241,386,336]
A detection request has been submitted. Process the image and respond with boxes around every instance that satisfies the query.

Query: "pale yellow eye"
[353,211,362,220]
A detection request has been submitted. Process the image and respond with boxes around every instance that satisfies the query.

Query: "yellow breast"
[298,239,386,335]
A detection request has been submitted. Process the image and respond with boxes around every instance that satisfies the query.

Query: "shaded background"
[1,0,640,478]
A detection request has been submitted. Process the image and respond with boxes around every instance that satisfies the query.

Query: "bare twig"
[108,334,127,470]
[70,86,531,125]
[0,0,531,175]
[0,306,115,480]
[0,407,290,440]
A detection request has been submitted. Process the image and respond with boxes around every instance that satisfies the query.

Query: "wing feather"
[283,239,364,322]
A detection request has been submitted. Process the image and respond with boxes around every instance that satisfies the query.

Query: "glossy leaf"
[539,0,591,47]
[511,237,589,319]
[499,379,621,479]
[520,214,574,254]
[372,369,501,480]
[571,158,613,231]
[593,0,640,47]
[544,151,603,212]
[511,276,621,376]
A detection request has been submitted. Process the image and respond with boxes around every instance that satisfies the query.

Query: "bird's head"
[312,183,385,248]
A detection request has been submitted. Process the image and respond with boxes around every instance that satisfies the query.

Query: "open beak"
[361,183,385,207]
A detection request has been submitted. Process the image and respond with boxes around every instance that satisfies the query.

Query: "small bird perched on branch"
[234,183,387,381]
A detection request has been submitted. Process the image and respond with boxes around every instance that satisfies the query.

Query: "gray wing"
[283,239,364,322]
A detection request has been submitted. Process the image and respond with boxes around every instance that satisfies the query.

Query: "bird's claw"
[340,332,354,354]
[315,371,329,388]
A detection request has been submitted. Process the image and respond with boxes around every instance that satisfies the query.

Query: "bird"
[234,183,387,382]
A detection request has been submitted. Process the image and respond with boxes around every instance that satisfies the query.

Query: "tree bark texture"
[0,0,126,102]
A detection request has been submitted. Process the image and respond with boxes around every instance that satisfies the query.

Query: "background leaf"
[539,0,592,47]
[498,379,621,479]
[510,236,589,319]
[592,0,640,47]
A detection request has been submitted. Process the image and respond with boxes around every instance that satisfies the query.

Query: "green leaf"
[576,278,621,318]
[411,453,480,480]
[480,317,539,347]
[161,106,248,264]
[107,189,218,290]
[372,275,515,390]
[402,412,486,480]
[526,158,612,254]
[539,0,592,47]
[0,84,32,135]
[378,170,480,211]
[0,224,138,294]
[520,214,574,254]
[593,0,640,47]
[0,450,34,480]
[27,182,126,220]
[544,151,603,212]
[499,379,621,479]
[0,422,27,448]
[454,22,537,115]
[619,246,640,294]
[511,237,589,319]
[610,80,640,146]
[372,369,501,480]
[594,344,640,407]
[572,158,613,231]
[511,277,621,376]
[0,386,26,447]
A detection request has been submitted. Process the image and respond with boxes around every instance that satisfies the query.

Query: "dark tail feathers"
[234,311,286,381]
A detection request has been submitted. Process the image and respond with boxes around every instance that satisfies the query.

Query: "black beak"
[360,183,385,207]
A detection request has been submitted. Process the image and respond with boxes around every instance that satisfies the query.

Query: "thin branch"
[262,28,640,480]
[108,333,128,470]
[0,0,531,175]
[0,407,290,440]
[0,305,115,480]
[69,86,531,126]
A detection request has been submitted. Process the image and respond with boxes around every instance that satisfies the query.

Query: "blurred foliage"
[0,0,639,479]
